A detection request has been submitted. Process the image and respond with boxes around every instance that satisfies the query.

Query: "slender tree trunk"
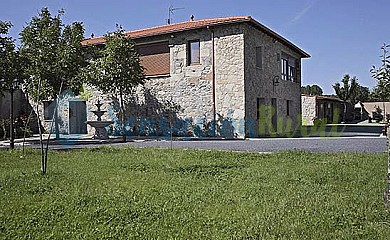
[383,102,386,122]
[55,104,60,139]
[36,78,45,174]
[37,112,45,174]
[54,78,61,140]
[44,81,64,172]
[22,108,34,154]
[343,101,347,123]
[119,89,126,142]
[385,133,390,208]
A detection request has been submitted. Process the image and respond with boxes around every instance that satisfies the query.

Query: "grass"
[0,147,389,239]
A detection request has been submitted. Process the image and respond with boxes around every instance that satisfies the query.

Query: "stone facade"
[37,17,309,138]
[301,95,317,125]
[243,24,303,136]
[116,24,247,137]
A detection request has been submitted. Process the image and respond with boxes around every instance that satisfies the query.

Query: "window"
[281,58,288,81]
[286,100,292,116]
[255,46,263,69]
[188,40,200,65]
[288,65,297,82]
[137,41,170,76]
[281,53,298,82]
[43,100,54,120]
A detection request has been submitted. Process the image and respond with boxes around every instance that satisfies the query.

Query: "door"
[257,98,266,136]
[69,101,87,134]
[271,98,277,133]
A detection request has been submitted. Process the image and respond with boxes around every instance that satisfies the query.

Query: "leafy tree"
[20,8,86,100]
[371,43,390,101]
[19,8,87,174]
[333,74,358,122]
[370,43,390,121]
[350,85,370,105]
[0,21,28,149]
[84,26,144,141]
[0,21,26,93]
[301,84,323,96]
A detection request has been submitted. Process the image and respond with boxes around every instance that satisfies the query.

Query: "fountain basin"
[86,120,113,140]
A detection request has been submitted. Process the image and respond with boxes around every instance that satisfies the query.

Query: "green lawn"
[1,147,389,239]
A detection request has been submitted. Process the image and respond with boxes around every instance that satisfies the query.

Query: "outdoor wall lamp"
[272,76,280,86]
[0,78,20,149]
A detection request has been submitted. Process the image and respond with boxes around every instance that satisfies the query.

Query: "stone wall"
[243,24,303,136]
[118,24,246,137]
[301,95,317,125]
[213,25,245,137]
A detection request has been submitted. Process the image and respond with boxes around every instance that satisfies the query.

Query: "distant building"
[355,102,390,122]
[301,94,344,125]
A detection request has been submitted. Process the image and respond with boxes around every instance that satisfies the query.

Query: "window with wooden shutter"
[137,41,170,76]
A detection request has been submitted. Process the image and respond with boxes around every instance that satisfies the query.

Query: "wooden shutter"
[137,41,170,76]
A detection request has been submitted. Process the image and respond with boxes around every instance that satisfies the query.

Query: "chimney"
[190,15,195,21]
[90,33,95,38]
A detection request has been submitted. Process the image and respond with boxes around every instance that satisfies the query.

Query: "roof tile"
[82,16,310,58]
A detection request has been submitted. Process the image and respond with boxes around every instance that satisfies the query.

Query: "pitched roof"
[302,94,343,102]
[82,16,310,58]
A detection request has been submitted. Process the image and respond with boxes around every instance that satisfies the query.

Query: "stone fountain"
[86,99,113,139]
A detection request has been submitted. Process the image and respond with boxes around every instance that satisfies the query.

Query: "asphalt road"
[2,136,388,154]
[122,136,388,153]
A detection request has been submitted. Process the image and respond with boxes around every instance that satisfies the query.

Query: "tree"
[350,85,370,105]
[333,74,358,122]
[0,21,26,93]
[19,8,87,174]
[370,43,390,120]
[84,26,144,141]
[0,21,27,149]
[301,84,323,96]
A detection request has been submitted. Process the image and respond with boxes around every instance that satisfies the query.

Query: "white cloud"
[289,0,317,25]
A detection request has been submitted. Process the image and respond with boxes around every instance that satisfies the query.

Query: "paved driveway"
[124,136,388,153]
[2,135,387,154]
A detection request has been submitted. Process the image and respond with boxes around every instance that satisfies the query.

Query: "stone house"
[301,94,344,125]
[42,16,310,138]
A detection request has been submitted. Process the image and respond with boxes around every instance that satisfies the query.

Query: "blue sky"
[2,0,389,94]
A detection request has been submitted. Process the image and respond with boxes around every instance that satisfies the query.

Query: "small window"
[255,46,262,69]
[288,65,297,82]
[281,58,288,81]
[286,100,292,116]
[43,100,54,120]
[188,40,200,65]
